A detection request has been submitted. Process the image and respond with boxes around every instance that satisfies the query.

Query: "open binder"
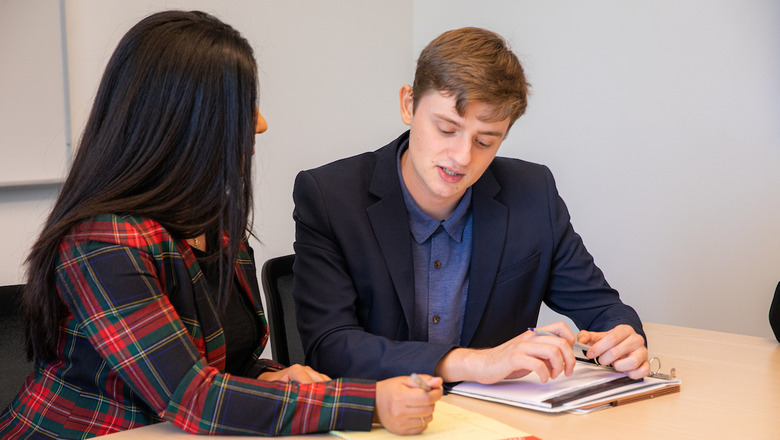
[449,360,680,413]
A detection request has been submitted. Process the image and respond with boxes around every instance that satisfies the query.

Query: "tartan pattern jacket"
[0,214,375,439]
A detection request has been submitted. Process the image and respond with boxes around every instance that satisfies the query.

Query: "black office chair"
[0,284,34,408]
[260,254,305,366]
[770,281,780,343]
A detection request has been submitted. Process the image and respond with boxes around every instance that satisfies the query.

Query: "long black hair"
[22,10,259,361]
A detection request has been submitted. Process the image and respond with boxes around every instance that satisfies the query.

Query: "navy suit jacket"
[292,131,644,380]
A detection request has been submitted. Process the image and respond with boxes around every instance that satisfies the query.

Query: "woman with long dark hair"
[0,10,441,438]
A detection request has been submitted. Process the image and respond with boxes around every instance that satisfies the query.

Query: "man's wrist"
[434,347,474,382]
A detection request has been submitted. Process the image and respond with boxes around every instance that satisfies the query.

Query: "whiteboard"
[0,0,69,187]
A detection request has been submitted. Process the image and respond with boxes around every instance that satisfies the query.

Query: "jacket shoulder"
[297,132,406,186]
[486,156,555,190]
[302,150,378,182]
[490,156,551,176]
[66,214,176,253]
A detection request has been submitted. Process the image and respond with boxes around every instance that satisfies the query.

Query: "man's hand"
[256,364,331,383]
[434,321,578,384]
[577,324,649,379]
[375,375,443,435]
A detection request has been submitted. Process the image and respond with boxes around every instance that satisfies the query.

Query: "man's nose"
[449,136,472,166]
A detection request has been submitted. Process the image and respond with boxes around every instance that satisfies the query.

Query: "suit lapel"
[233,240,258,311]
[366,133,418,337]
[461,167,507,346]
[177,239,227,370]
[234,242,271,353]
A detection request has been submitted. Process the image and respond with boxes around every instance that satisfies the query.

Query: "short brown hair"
[412,27,530,129]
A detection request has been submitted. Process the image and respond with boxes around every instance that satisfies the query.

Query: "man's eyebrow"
[433,113,505,137]
[433,113,460,127]
[476,129,506,137]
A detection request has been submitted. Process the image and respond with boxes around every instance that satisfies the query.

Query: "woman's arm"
[56,216,375,435]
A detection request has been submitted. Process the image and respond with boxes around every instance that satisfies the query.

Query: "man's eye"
[440,129,455,135]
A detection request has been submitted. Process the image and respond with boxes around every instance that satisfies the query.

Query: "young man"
[291,27,649,385]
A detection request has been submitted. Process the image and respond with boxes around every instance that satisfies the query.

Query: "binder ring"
[649,357,662,375]
[648,356,676,379]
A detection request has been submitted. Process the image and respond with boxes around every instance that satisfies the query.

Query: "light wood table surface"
[100,322,780,439]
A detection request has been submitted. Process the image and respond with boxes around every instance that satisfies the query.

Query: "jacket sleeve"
[540,167,645,340]
[56,217,375,435]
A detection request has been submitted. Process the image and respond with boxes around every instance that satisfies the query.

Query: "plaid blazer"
[0,214,375,439]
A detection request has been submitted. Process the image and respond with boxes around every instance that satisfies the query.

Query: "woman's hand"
[256,364,331,384]
[374,375,443,435]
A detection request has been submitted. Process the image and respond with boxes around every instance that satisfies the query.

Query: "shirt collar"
[396,140,472,244]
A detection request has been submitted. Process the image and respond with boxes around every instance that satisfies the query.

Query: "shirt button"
[434,260,442,269]
[432,315,441,324]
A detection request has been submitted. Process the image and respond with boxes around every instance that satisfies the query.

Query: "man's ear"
[399,85,414,125]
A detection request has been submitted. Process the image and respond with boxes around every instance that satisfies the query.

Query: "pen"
[410,372,432,391]
[528,327,592,352]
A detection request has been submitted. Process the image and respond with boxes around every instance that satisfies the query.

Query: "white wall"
[0,0,69,186]
[0,0,69,285]
[0,184,61,283]
[2,1,779,341]
[414,0,780,339]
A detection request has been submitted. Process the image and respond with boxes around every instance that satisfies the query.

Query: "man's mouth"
[440,166,462,177]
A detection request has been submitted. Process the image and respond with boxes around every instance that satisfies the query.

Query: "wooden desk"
[101,323,780,439]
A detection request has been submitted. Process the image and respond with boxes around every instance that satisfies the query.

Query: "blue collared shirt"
[397,141,473,345]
